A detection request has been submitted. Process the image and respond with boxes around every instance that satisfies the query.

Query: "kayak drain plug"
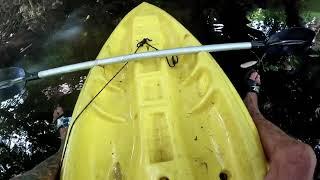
[159,176,169,180]
[219,172,229,180]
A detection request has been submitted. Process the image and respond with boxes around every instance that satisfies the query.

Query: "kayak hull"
[60,2,267,180]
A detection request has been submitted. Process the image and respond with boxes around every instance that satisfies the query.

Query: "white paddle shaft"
[38,42,252,78]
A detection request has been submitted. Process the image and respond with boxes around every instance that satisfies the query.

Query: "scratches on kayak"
[183,33,191,40]
[112,162,123,180]
[94,107,127,123]
[105,83,125,93]
[194,158,209,174]
[206,146,214,153]
[200,161,209,173]
[197,70,210,97]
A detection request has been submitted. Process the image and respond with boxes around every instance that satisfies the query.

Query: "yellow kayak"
[60,2,267,180]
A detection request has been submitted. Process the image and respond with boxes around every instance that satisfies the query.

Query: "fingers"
[249,72,258,80]
[249,71,261,85]
[59,128,68,140]
[256,74,261,85]
[53,106,64,122]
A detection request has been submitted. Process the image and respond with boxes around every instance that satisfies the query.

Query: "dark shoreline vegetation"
[0,0,319,179]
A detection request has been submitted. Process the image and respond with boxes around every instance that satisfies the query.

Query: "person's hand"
[52,105,68,140]
[53,106,64,123]
[59,128,68,141]
[249,71,261,85]
[246,71,261,95]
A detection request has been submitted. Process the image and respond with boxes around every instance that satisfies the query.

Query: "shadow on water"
[0,0,320,179]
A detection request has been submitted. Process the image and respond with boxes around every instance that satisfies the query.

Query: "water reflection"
[41,75,86,100]
[0,93,27,110]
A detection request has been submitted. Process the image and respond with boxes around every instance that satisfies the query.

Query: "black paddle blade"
[266,27,316,56]
[0,67,26,102]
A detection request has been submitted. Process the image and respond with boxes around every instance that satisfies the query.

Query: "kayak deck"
[61,2,267,180]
